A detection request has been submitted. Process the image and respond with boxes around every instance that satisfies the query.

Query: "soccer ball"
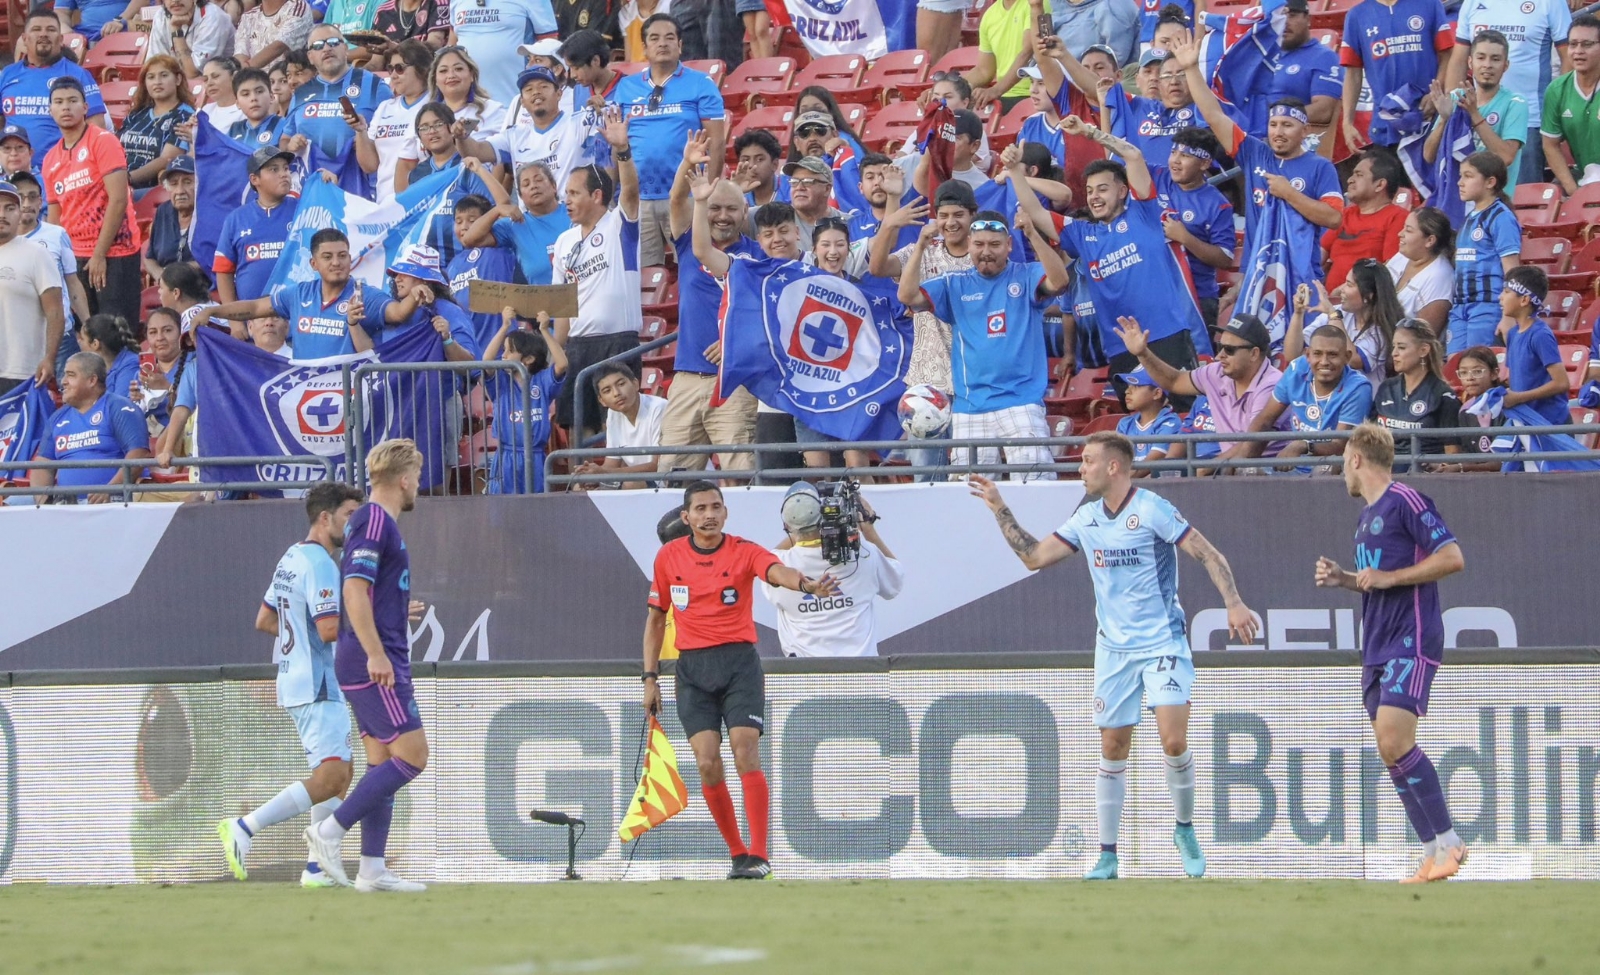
[898,384,951,439]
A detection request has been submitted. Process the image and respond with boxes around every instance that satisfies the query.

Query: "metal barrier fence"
[547,424,1600,487]
[571,333,677,448]
[0,456,337,502]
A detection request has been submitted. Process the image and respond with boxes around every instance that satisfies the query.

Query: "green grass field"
[3,880,1598,975]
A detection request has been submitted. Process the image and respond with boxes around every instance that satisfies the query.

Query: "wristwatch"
[641,670,659,682]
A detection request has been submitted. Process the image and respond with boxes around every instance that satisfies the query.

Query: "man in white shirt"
[0,179,66,395]
[573,361,666,488]
[762,483,904,658]
[11,172,87,363]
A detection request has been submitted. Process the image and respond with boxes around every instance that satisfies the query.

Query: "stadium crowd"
[2,0,1600,499]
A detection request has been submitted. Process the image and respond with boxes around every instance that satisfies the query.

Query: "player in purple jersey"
[1314,423,1468,883]
[305,439,430,893]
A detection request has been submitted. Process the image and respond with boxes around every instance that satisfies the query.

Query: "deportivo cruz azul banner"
[2,665,1599,883]
[0,477,1596,670]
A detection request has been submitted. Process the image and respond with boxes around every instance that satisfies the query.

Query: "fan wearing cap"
[213,147,301,305]
[782,156,849,251]
[1113,367,1185,475]
[0,180,67,396]
[211,228,420,359]
[1019,34,1119,209]
[1241,324,1374,472]
[908,108,993,199]
[461,65,598,192]
[1080,37,1241,163]
[1262,0,1343,137]
[1,127,46,206]
[143,156,198,280]
[502,38,579,123]
[380,243,482,361]
[1117,312,1289,470]
[1033,115,1209,383]
[761,484,904,658]
[900,208,1070,479]
[0,11,111,169]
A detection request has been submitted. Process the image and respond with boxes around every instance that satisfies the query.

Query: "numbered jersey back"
[264,542,343,709]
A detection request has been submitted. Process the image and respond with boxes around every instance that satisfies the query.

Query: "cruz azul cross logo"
[787,295,862,371]
[296,390,345,437]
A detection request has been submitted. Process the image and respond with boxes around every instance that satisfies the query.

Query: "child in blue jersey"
[220,482,365,887]
[1450,151,1522,353]
[1114,367,1184,475]
[971,434,1259,881]
[1497,265,1573,427]
[226,68,290,150]
[1316,423,1469,883]
[1154,128,1235,329]
[483,308,568,494]
[447,194,522,352]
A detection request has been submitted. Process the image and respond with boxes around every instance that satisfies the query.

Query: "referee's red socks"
[741,770,769,861]
[703,780,748,858]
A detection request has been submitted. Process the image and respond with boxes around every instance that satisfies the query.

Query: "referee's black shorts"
[674,642,766,739]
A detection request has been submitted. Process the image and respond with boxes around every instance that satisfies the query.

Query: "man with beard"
[463,65,599,190]
[0,11,110,167]
[847,153,921,258]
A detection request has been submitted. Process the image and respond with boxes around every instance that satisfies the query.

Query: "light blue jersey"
[262,541,343,709]
[1053,487,1192,654]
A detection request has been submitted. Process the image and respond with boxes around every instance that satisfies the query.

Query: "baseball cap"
[1221,314,1272,353]
[1083,44,1119,69]
[0,124,31,147]
[518,38,566,65]
[951,109,983,142]
[517,65,560,90]
[780,482,823,532]
[0,180,19,204]
[1017,63,1044,81]
[783,155,833,180]
[248,145,295,175]
[933,179,977,211]
[1139,48,1170,69]
[1284,0,1311,12]
[162,155,196,179]
[388,243,448,286]
[792,110,836,133]
[1116,366,1159,387]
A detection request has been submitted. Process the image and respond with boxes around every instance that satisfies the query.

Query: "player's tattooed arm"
[995,505,1041,561]
[1180,529,1260,644]
[968,475,1075,571]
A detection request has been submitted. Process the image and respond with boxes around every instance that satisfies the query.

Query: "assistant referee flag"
[619,715,689,843]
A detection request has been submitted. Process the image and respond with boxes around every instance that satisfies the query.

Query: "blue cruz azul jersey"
[335,502,413,683]
[264,541,343,709]
[1230,133,1343,267]
[0,60,108,166]
[1054,487,1194,654]
[448,244,522,352]
[1153,168,1235,300]
[1355,481,1457,665]
[920,261,1051,414]
[216,197,300,303]
[271,279,394,359]
[37,392,147,489]
[229,114,292,150]
[287,68,389,158]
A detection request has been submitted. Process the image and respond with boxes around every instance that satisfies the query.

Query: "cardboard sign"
[468,281,580,319]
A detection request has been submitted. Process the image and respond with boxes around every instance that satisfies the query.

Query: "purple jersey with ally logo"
[336,502,413,685]
[1354,481,1456,666]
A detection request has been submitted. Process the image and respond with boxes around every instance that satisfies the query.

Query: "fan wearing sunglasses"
[899,209,1070,481]
[279,25,391,161]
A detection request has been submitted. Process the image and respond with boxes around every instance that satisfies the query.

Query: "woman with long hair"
[795,216,877,475]
[788,87,866,162]
[371,40,434,202]
[141,306,194,430]
[1449,150,1521,353]
[427,46,506,135]
[1386,206,1454,333]
[78,313,142,405]
[1293,258,1404,388]
[118,55,197,188]
[159,261,222,334]
[1369,318,1462,468]
[196,55,244,131]
[396,104,496,266]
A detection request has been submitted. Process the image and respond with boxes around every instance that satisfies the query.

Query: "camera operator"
[763,483,905,657]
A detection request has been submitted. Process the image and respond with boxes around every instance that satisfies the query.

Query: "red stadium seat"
[100,79,139,126]
[1545,290,1584,333]
[1546,182,1600,240]
[861,99,925,152]
[765,54,874,108]
[639,315,673,342]
[1578,297,1600,333]
[864,49,932,104]
[1520,237,1572,272]
[1514,182,1564,236]
[1550,235,1600,292]
[684,59,726,89]
[771,25,812,69]
[1571,405,1600,448]
[1047,413,1074,459]
[1554,327,1593,349]
[64,32,88,61]
[639,266,676,324]
[613,61,647,77]
[728,105,794,160]
[187,77,208,106]
[1310,0,1360,30]
[1310,27,1341,50]
[720,56,798,116]
[140,285,162,318]
[1559,344,1590,388]
[82,32,150,82]
[838,102,871,140]
[1044,366,1109,417]
[990,99,1034,152]
[639,366,670,397]
[1391,186,1418,210]
[928,46,983,82]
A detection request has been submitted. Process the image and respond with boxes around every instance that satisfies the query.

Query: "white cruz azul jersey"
[1053,487,1193,654]
[762,541,904,657]
[551,207,642,337]
[263,541,343,709]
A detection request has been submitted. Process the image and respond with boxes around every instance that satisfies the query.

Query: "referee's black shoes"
[731,855,772,880]
[726,854,749,879]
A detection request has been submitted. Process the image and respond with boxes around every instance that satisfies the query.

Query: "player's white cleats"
[354,870,427,893]
[303,824,351,887]
[218,819,251,881]
[301,868,339,888]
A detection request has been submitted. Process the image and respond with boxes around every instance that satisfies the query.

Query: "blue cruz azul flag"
[307,140,373,200]
[716,256,911,441]
[192,117,255,275]
[1235,194,1320,348]
[1200,0,1286,134]
[0,379,55,479]
[194,322,446,488]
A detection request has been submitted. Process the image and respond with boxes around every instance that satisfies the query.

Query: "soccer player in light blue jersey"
[220,481,365,887]
[971,432,1260,880]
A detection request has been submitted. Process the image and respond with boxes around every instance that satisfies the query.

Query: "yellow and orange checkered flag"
[618,714,689,843]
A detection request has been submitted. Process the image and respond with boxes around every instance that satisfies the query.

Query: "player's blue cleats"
[1174,824,1206,877]
[1085,851,1119,880]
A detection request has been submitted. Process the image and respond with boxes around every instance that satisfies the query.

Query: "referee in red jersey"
[643,480,840,880]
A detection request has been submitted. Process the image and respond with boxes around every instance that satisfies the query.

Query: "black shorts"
[558,331,640,432]
[674,642,766,739]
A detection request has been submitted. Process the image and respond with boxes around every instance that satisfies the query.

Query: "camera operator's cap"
[1116,366,1159,387]
[1221,313,1273,353]
[0,124,30,147]
[518,38,566,66]
[0,180,19,204]
[783,155,833,180]
[517,65,560,90]
[1139,48,1170,69]
[780,482,824,533]
[161,155,196,179]
[792,110,837,133]
[248,145,296,175]
[387,243,448,286]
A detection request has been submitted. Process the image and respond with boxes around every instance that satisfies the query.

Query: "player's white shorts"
[287,700,353,769]
[1093,643,1195,728]
[949,404,1057,481]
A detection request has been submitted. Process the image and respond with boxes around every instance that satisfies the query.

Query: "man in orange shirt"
[642,481,838,880]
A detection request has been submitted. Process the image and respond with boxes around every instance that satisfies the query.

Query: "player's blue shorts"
[1093,643,1194,728]
[342,679,424,744]
[287,700,353,769]
[1362,656,1438,721]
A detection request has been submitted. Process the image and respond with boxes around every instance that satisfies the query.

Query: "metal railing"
[0,456,338,503]
[571,333,678,448]
[546,425,1600,487]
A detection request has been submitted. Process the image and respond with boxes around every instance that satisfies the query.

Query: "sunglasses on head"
[970,219,1008,233]
[308,37,346,51]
